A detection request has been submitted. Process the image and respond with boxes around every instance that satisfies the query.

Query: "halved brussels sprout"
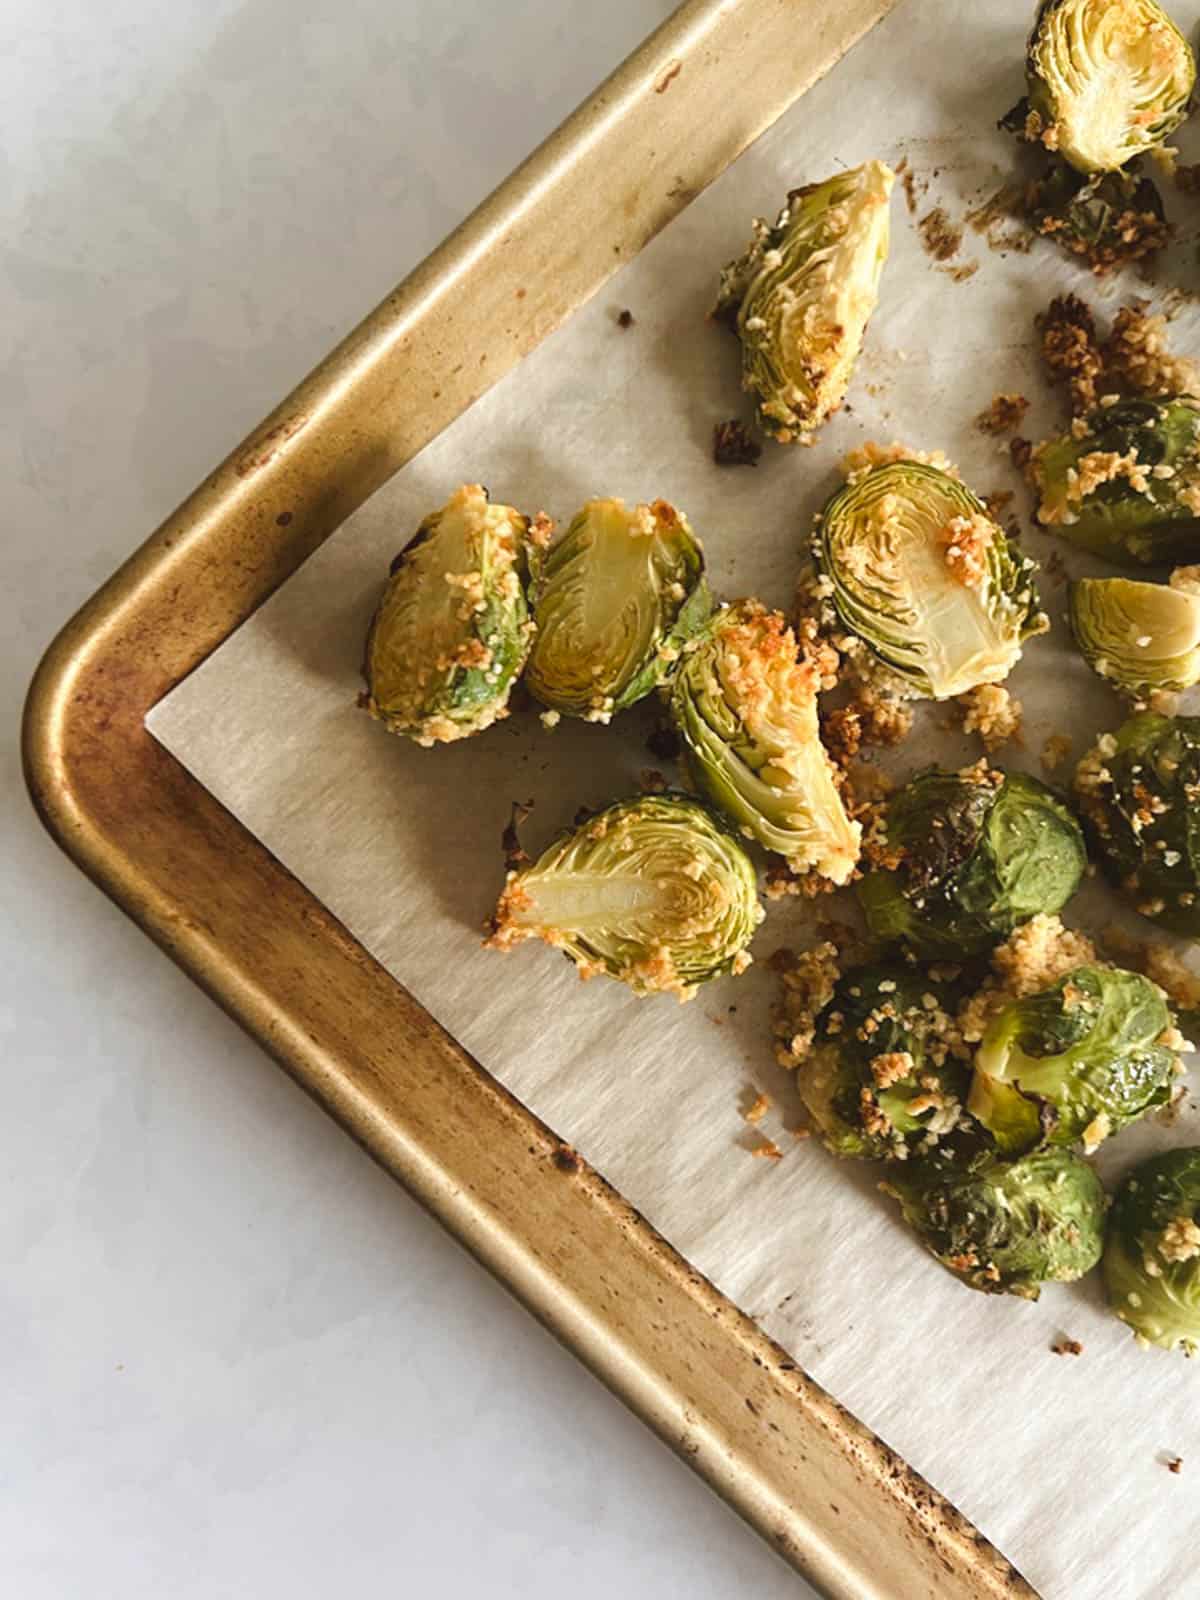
[1076,712,1200,935]
[487,793,763,1001]
[814,461,1046,699]
[715,161,893,443]
[883,1143,1105,1298]
[525,498,711,722]
[858,767,1086,957]
[1023,0,1195,174]
[1070,566,1200,695]
[1104,1147,1200,1354]
[362,484,541,746]
[798,965,969,1161]
[1033,397,1200,567]
[669,600,861,884]
[968,964,1179,1152]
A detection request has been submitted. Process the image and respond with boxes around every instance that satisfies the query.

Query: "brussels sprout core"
[815,461,1046,699]
[525,498,711,722]
[363,484,541,746]
[884,1144,1106,1298]
[1104,1147,1200,1353]
[1071,567,1200,695]
[488,793,763,1001]
[716,161,894,443]
[969,964,1179,1152]
[669,600,861,884]
[1025,0,1195,174]
[858,766,1086,956]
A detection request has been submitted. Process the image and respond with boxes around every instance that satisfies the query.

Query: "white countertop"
[4,3,814,1594]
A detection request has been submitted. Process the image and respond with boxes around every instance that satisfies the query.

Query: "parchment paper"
[148,4,1200,1593]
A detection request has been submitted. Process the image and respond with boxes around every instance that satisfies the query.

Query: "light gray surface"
[3,3,815,1596]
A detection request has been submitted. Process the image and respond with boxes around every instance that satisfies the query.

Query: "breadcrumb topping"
[958,684,1022,752]
[976,393,1030,435]
[773,942,842,1068]
[939,513,995,587]
[1106,305,1200,401]
[1041,733,1073,772]
[1159,1216,1200,1265]
[840,439,959,483]
[959,916,1097,1043]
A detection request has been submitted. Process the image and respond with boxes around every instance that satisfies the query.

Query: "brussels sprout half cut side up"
[1023,0,1195,174]
[1070,566,1200,695]
[1076,712,1200,936]
[1033,397,1200,567]
[968,964,1181,1153]
[797,965,970,1162]
[814,460,1046,699]
[487,794,763,1002]
[883,1144,1106,1299]
[715,161,894,444]
[362,484,545,747]
[858,767,1087,958]
[669,600,861,885]
[1104,1147,1200,1354]
[525,497,711,723]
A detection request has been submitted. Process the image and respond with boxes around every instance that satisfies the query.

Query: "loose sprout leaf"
[1104,1146,1200,1354]
[669,600,861,884]
[814,460,1045,699]
[1025,0,1195,174]
[362,484,536,746]
[525,498,712,722]
[1070,568,1200,695]
[716,160,893,443]
[487,793,763,1001]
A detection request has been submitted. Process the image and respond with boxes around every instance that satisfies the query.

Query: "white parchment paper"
[149,4,1200,1593]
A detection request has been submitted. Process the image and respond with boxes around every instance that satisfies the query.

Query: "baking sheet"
[149,3,1200,1593]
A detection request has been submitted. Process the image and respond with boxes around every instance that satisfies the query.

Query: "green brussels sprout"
[1104,1147,1200,1354]
[669,600,861,885]
[525,497,712,723]
[487,793,763,1001]
[857,767,1087,957]
[968,964,1179,1153]
[1070,567,1200,695]
[1032,397,1200,567]
[715,160,893,443]
[798,964,970,1161]
[1022,162,1167,274]
[814,460,1046,699]
[362,484,542,746]
[1021,0,1195,174]
[882,1143,1106,1298]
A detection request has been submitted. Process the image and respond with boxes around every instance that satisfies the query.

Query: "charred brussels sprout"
[797,966,969,1161]
[525,498,711,723]
[1023,163,1167,274]
[1033,397,1200,567]
[1070,567,1200,695]
[487,794,762,1001]
[858,767,1086,957]
[883,1144,1105,1298]
[968,964,1180,1152]
[669,600,861,884]
[1076,713,1200,935]
[1021,0,1195,174]
[1104,1147,1200,1354]
[362,484,541,746]
[715,161,893,444]
[814,461,1046,699]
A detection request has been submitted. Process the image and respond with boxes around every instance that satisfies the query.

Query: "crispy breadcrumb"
[773,942,842,1068]
[976,393,1030,435]
[1105,304,1200,401]
[958,916,1097,1042]
[1038,294,1104,415]
[958,684,1022,752]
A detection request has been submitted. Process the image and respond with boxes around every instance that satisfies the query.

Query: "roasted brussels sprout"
[858,767,1086,957]
[1020,0,1195,174]
[1104,1147,1200,1354]
[1032,397,1200,567]
[968,964,1180,1152]
[1076,712,1200,935]
[1070,567,1200,695]
[797,965,969,1161]
[814,461,1046,699]
[525,498,711,723]
[715,161,893,443]
[362,484,541,746]
[487,793,763,1000]
[1023,162,1167,275]
[669,600,861,884]
[883,1143,1106,1298]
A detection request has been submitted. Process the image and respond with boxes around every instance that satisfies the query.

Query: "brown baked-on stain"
[551,1143,581,1173]
[713,418,762,467]
[617,308,635,329]
[1167,1455,1184,1474]
[275,511,294,527]
[895,157,924,216]
[655,59,682,93]
[1050,1337,1084,1356]
[918,206,963,262]
[976,393,1030,435]
[235,413,309,478]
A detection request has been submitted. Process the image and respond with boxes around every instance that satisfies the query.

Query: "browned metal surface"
[23,2,1036,1596]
